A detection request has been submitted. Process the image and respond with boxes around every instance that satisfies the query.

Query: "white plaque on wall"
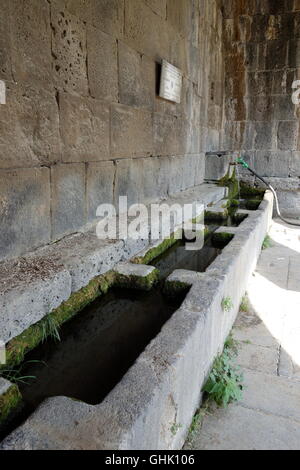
[159,60,182,104]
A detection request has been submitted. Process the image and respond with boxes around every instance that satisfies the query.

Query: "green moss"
[218,167,239,200]
[115,269,160,291]
[211,232,234,249]
[205,209,228,222]
[240,182,265,199]
[0,383,22,426]
[163,280,191,298]
[2,271,115,369]
[132,236,179,265]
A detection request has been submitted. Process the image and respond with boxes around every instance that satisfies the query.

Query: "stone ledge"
[0,183,225,346]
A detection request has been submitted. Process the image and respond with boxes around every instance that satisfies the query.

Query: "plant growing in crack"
[262,235,272,250]
[1,360,46,385]
[203,335,243,408]
[240,295,250,313]
[41,315,61,343]
[222,297,233,312]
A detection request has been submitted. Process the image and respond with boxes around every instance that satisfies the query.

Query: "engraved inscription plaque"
[159,60,182,104]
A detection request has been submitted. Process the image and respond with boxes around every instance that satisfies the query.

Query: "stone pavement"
[185,219,300,450]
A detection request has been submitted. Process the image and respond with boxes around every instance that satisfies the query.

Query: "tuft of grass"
[262,235,272,250]
[0,360,45,385]
[203,336,244,408]
[240,295,250,313]
[222,297,233,312]
[41,316,61,343]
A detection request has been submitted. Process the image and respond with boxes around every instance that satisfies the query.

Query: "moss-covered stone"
[115,268,160,291]
[211,232,234,249]
[239,182,265,199]
[0,383,22,426]
[2,271,116,369]
[163,280,191,298]
[218,167,239,200]
[132,236,179,265]
[205,209,228,222]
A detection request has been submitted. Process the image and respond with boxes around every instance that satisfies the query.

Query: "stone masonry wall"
[0,0,225,261]
[222,0,300,217]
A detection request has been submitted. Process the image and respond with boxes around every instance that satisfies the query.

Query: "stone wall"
[222,0,300,217]
[0,0,225,261]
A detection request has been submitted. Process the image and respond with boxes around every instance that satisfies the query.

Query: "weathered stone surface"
[111,105,153,159]
[124,0,169,59]
[254,121,274,150]
[9,0,52,87]
[0,0,12,81]
[59,93,110,163]
[51,164,86,240]
[51,2,88,95]
[0,255,71,344]
[254,150,291,177]
[86,161,115,223]
[87,25,118,102]
[114,158,144,207]
[277,121,299,151]
[118,41,155,110]
[0,83,61,169]
[145,0,167,18]
[0,168,51,261]
[65,0,124,38]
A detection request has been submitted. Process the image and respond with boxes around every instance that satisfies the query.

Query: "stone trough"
[0,187,273,450]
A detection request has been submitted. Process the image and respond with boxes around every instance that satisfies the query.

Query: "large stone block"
[87,25,118,102]
[254,150,292,177]
[153,113,179,156]
[247,96,275,121]
[290,151,300,176]
[118,41,155,110]
[266,40,288,71]
[114,158,144,207]
[111,105,153,159]
[0,168,51,261]
[142,157,169,203]
[273,95,296,120]
[145,0,167,18]
[168,156,184,195]
[51,2,88,95]
[167,0,196,40]
[0,256,71,344]
[65,0,124,38]
[254,121,274,150]
[124,0,169,59]
[59,93,110,163]
[51,164,86,240]
[247,71,273,97]
[86,161,115,222]
[0,83,61,169]
[288,39,300,67]
[277,121,299,151]
[9,0,52,87]
[0,0,12,80]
